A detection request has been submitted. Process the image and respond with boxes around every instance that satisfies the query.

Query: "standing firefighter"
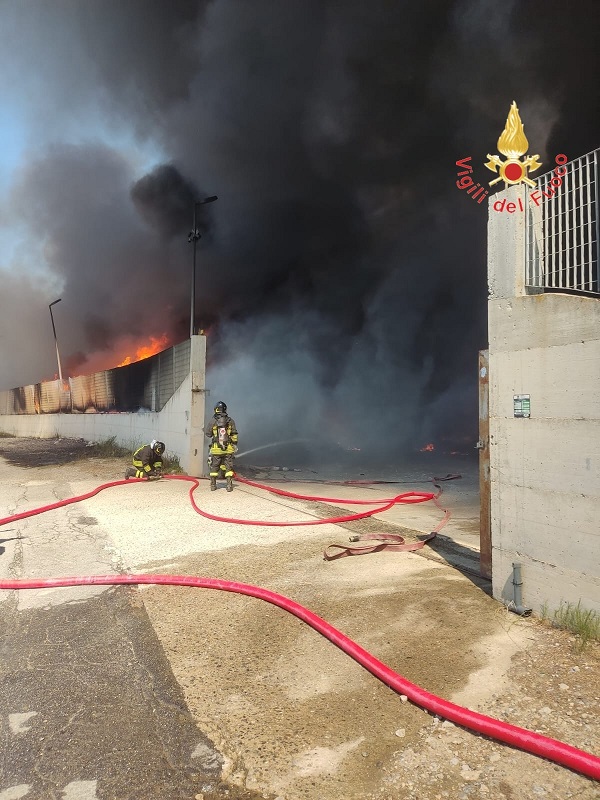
[206,401,238,491]
[125,439,165,480]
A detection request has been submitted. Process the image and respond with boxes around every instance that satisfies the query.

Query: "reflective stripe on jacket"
[133,444,163,473]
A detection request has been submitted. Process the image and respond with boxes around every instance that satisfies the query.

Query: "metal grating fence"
[526,148,599,296]
[0,339,191,415]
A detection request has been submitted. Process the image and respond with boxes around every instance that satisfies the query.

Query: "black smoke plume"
[0,0,597,459]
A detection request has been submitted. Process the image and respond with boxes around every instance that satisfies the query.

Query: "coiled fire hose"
[1,475,598,782]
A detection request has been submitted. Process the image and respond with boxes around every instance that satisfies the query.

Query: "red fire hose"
[0,474,436,528]
[1,476,598,782]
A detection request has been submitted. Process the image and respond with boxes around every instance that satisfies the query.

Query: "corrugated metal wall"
[0,340,191,415]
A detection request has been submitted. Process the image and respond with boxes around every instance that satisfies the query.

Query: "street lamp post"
[48,299,64,385]
[188,195,218,337]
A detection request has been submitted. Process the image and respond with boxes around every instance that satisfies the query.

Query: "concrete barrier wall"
[487,185,600,614]
[0,336,208,477]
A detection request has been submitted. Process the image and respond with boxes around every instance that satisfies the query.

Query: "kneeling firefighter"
[125,440,165,480]
[206,401,238,491]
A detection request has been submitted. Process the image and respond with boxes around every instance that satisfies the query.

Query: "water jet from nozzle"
[235,439,314,459]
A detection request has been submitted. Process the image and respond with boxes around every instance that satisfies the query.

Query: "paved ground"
[0,437,598,800]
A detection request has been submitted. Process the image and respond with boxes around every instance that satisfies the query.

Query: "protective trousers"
[132,459,152,479]
[209,453,235,478]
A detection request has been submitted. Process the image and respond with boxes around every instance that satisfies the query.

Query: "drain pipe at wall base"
[504,561,533,617]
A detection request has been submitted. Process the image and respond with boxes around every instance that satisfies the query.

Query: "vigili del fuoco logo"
[455,101,567,212]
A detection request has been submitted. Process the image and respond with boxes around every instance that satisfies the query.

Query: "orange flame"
[420,443,435,452]
[118,334,170,367]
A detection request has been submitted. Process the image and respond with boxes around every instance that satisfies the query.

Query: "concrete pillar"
[188,334,208,477]
[487,185,527,300]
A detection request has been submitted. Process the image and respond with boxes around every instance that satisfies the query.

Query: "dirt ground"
[1,436,599,800]
[139,542,600,800]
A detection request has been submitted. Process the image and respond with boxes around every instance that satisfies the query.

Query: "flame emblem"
[485,101,542,188]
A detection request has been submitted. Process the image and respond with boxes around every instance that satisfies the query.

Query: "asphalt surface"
[0,440,271,800]
[0,587,224,799]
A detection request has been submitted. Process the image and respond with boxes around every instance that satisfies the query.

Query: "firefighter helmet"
[214,401,227,415]
[151,440,165,455]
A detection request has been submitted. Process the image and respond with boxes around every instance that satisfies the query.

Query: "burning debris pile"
[116,335,171,368]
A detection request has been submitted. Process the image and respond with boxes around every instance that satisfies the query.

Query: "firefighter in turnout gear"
[206,401,238,491]
[125,440,165,480]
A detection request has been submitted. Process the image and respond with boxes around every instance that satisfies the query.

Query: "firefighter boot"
[124,467,136,480]
[226,475,233,492]
[210,475,217,491]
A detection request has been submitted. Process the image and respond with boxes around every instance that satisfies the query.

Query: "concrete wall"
[0,335,209,477]
[488,186,600,614]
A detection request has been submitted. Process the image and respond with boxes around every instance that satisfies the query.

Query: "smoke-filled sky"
[0,0,598,455]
